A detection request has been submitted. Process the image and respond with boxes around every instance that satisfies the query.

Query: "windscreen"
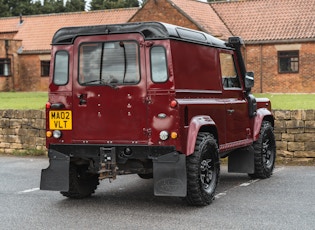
[79,41,140,85]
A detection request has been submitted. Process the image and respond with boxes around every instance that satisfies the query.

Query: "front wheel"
[249,121,276,179]
[186,133,220,206]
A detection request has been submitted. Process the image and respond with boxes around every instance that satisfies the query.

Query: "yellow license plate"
[49,110,72,130]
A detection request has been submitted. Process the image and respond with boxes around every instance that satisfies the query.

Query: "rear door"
[71,34,148,143]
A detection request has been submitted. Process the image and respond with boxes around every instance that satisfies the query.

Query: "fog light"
[53,130,62,139]
[159,130,169,141]
[46,131,52,138]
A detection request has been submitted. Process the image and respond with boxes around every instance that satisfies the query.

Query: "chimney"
[19,13,24,24]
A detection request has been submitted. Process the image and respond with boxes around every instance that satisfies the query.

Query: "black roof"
[52,21,227,48]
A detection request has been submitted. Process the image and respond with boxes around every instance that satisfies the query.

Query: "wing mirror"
[245,71,254,90]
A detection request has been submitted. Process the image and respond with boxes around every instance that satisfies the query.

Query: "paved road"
[0,156,314,230]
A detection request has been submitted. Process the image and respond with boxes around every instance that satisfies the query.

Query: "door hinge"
[145,96,152,104]
[143,128,152,137]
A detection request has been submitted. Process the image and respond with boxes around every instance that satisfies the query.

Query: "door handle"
[227,109,235,114]
[78,94,87,105]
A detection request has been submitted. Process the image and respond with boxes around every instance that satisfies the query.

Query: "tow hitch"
[98,147,117,180]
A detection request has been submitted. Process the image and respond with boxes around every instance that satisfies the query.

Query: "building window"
[0,58,11,76]
[41,60,50,77]
[278,51,299,73]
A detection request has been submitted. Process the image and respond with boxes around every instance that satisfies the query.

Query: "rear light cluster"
[46,130,62,139]
[46,102,51,109]
[158,99,179,141]
[159,131,178,141]
[46,102,62,139]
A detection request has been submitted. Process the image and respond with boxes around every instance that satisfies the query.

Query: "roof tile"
[211,0,315,42]
[170,0,232,39]
[1,8,137,51]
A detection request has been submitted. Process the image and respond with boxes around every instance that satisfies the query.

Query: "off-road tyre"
[138,173,153,179]
[61,164,99,199]
[249,121,276,179]
[186,132,220,206]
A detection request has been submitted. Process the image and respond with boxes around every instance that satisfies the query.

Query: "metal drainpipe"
[260,44,263,93]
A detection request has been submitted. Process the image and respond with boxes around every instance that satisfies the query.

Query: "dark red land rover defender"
[40,22,276,206]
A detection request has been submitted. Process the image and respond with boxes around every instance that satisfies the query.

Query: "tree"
[65,0,86,12]
[90,0,139,10]
[3,0,36,16]
[41,0,65,14]
[0,0,11,17]
[90,0,103,10]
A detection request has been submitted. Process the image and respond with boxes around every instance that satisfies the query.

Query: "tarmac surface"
[0,156,314,230]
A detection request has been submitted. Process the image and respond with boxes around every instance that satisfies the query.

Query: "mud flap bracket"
[153,152,186,197]
[40,149,70,191]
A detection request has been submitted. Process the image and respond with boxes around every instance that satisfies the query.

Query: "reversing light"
[170,100,177,108]
[159,130,169,141]
[46,102,51,109]
[53,130,62,139]
[46,131,52,138]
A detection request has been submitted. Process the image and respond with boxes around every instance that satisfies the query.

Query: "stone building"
[0,0,314,93]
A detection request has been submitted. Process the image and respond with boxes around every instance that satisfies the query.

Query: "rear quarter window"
[53,50,69,85]
[150,46,168,83]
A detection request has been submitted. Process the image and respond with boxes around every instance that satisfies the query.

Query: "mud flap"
[40,149,70,192]
[153,152,187,197]
[228,146,255,174]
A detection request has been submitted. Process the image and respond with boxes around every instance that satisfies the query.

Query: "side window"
[150,46,168,83]
[53,51,69,85]
[220,53,240,89]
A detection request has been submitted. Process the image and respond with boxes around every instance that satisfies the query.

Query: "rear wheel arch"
[253,108,274,141]
[185,116,218,156]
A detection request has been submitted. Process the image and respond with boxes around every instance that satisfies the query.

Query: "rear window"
[79,41,140,85]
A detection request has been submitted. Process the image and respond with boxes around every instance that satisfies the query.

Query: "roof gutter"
[245,38,315,45]
[19,49,51,54]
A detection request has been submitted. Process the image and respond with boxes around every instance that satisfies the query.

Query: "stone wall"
[274,110,315,164]
[0,110,46,154]
[0,109,314,164]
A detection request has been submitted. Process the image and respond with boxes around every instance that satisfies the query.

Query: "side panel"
[145,40,180,146]
[170,40,227,153]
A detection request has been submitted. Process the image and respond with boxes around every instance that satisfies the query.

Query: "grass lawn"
[0,92,47,110]
[254,93,315,110]
[0,92,314,110]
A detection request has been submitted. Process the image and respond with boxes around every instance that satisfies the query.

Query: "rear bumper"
[40,144,187,197]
